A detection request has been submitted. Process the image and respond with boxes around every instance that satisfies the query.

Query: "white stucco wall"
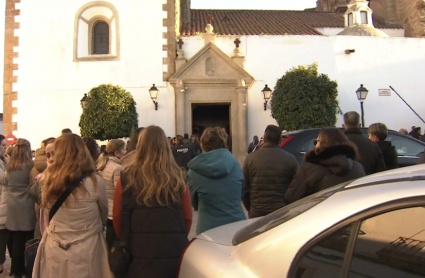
[0,0,5,114]
[181,35,425,141]
[13,0,174,146]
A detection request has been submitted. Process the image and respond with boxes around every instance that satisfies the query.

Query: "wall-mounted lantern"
[355,84,369,127]
[262,84,272,111]
[80,93,88,109]
[149,84,159,111]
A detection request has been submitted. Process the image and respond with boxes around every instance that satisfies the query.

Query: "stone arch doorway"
[192,103,231,136]
[170,43,254,164]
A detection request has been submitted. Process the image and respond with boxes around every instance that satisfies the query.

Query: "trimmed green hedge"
[79,84,138,140]
[270,63,339,131]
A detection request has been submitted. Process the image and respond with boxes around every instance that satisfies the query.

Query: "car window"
[387,134,424,157]
[293,224,353,278]
[348,207,425,278]
[232,182,350,245]
[300,133,318,153]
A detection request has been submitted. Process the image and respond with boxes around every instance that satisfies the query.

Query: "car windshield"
[232,181,351,245]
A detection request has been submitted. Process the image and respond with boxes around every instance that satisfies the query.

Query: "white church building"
[3,0,425,163]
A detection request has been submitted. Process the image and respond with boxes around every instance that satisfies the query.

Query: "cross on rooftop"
[177,38,184,49]
[207,14,214,24]
[234,38,241,48]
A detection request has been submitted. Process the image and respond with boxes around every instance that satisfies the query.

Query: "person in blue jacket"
[187,127,246,235]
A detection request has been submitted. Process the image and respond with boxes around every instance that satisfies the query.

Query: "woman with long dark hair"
[0,138,35,277]
[285,128,365,204]
[113,125,192,277]
[32,134,113,278]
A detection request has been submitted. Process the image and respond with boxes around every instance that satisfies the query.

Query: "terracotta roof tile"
[181,10,403,36]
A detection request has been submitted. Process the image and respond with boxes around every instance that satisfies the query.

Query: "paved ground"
[189,209,198,240]
[0,252,10,277]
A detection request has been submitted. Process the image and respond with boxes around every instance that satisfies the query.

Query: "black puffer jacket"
[243,143,298,218]
[376,140,398,170]
[285,144,365,204]
[126,194,188,278]
[344,128,386,175]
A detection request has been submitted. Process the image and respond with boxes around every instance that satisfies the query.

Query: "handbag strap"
[120,172,132,247]
[49,172,89,221]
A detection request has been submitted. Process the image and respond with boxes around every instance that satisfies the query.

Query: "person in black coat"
[285,128,365,204]
[368,123,398,170]
[172,136,197,170]
[409,126,421,140]
[343,111,386,175]
[247,136,260,154]
[243,125,298,218]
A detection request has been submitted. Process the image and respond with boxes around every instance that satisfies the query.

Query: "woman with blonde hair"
[97,139,126,249]
[187,127,245,235]
[0,138,35,278]
[113,125,192,278]
[32,134,113,278]
[285,128,365,204]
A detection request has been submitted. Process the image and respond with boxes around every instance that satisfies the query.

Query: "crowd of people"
[0,111,422,277]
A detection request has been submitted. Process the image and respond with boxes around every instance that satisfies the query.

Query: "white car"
[178,165,425,278]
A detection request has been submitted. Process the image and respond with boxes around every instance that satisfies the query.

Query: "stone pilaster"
[3,0,20,135]
[173,79,186,136]
[236,79,248,165]
[163,0,178,81]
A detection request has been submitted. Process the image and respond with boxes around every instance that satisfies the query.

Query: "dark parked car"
[280,128,425,167]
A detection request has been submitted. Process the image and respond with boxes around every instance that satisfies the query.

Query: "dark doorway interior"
[192,104,230,136]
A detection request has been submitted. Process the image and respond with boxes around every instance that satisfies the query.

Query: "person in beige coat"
[0,134,10,274]
[96,139,126,250]
[32,134,113,278]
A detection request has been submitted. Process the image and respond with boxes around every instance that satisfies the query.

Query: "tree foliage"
[79,84,138,141]
[270,63,339,131]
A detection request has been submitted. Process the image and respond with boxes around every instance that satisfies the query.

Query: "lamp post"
[149,84,159,111]
[355,84,369,127]
[80,93,88,109]
[262,84,272,111]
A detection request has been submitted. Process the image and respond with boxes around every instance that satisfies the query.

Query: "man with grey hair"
[343,111,386,175]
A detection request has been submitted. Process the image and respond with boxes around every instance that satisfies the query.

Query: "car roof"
[346,164,425,188]
[283,128,425,144]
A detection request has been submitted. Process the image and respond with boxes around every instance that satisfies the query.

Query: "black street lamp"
[356,84,369,127]
[80,93,88,109]
[149,84,159,111]
[262,84,272,111]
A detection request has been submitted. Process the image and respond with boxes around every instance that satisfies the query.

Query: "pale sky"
[191,0,318,10]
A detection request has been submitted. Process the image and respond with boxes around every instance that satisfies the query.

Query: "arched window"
[93,21,109,54]
[74,2,119,61]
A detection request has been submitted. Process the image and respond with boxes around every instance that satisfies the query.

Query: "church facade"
[4,0,425,163]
